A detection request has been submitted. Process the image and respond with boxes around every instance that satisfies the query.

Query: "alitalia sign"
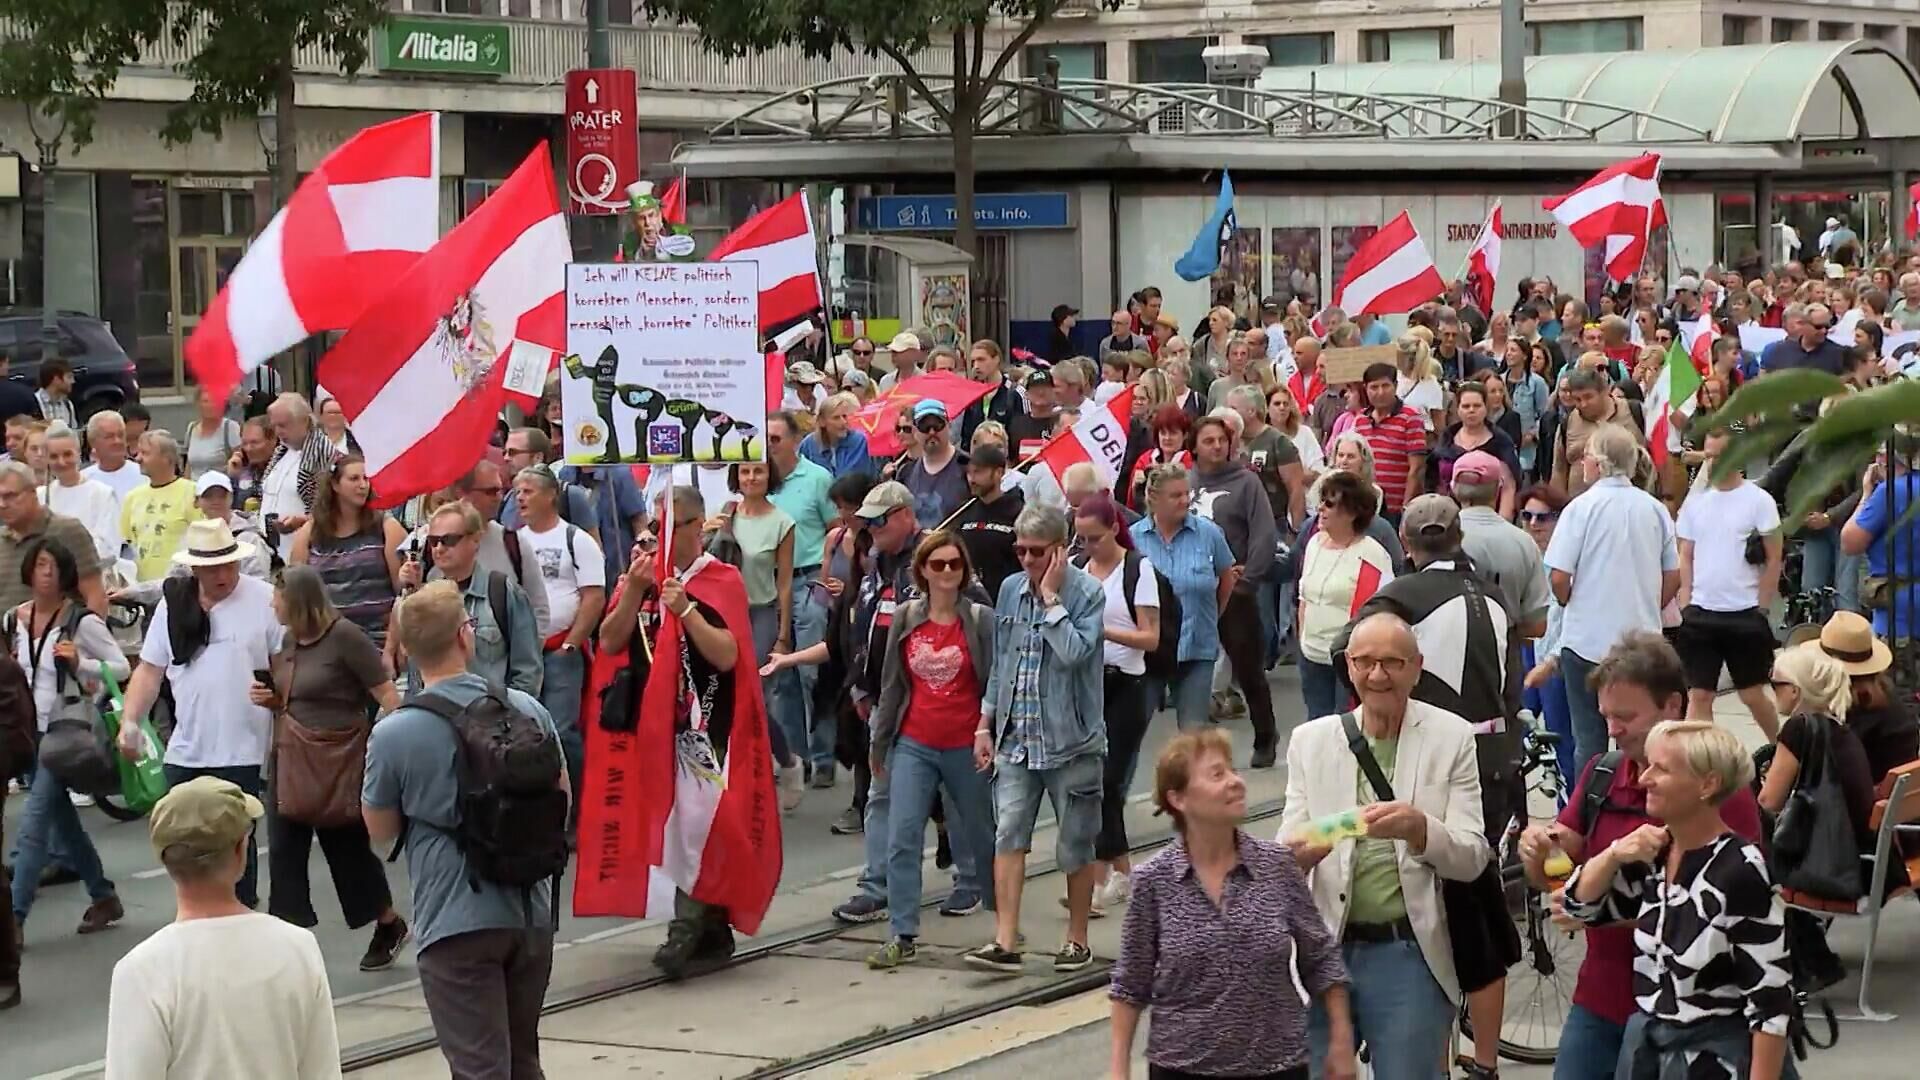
[380,18,511,76]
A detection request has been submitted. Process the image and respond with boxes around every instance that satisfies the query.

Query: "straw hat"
[171,518,256,569]
[1811,610,1892,677]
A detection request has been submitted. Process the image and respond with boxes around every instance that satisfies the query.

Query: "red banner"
[565,68,639,215]
[851,372,993,457]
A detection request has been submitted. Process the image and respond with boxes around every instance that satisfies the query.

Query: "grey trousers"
[416,927,556,1080]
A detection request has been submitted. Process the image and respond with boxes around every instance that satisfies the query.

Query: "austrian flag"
[709,191,822,342]
[1543,153,1666,283]
[1037,385,1136,487]
[317,144,569,508]
[1321,211,1446,328]
[1464,202,1502,315]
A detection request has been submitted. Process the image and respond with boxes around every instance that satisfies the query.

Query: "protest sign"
[1321,344,1398,386]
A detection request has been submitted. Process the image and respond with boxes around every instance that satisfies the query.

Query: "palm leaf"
[1783,431,1879,529]
[1700,369,1845,431]
[1707,419,1804,488]
[1802,381,1920,446]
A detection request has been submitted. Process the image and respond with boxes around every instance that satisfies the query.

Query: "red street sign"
[564,68,639,215]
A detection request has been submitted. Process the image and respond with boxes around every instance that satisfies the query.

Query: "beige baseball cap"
[149,776,264,862]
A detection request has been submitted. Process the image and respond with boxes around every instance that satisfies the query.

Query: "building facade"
[0,9,941,396]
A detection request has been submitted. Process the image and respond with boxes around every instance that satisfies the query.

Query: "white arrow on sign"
[585,78,599,105]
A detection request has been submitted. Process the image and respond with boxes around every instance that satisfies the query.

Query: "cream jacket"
[1278,698,1491,1001]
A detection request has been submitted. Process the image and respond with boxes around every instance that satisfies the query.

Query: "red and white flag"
[1036,385,1135,487]
[187,112,440,404]
[709,191,821,340]
[1463,202,1502,315]
[1906,178,1920,241]
[316,145,569,508]
[1542,153,1666,283]
[1318,212,1445,332]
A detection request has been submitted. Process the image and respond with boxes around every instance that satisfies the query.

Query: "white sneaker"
[6,778,20,796]
[778,760,805,814]
[1095,871,1132,910]
[69,791,95,808]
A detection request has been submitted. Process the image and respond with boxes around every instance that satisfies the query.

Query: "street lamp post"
[257,106,280,196]
[21,102,67,367]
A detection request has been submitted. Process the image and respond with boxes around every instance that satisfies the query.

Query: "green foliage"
[0,1,167,146]
[160,0,387,145]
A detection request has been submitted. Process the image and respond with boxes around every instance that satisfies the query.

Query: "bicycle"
[1457,716,1587,1068]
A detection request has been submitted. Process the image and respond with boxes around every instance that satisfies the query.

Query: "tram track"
[339,797,1287,1074]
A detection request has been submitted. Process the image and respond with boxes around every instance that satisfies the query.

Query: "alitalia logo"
[390,24,506,69]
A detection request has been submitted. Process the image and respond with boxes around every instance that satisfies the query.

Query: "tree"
[641,0,1121,260]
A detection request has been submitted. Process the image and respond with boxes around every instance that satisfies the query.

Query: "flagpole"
[1455,199,1501,286]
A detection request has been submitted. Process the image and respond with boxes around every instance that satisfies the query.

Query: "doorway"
[169,239,248,387]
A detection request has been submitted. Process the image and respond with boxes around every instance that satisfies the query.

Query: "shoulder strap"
[1121,549,1142,624]
[1579,750,1626,838]
[1340,710,1396,802]
[487,570,510,643]
[502,528,524,582]
[565,524,580,570]
[1455,573,1504,725]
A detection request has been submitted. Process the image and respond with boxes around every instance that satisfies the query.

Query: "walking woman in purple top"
[1109,729,1356,1080]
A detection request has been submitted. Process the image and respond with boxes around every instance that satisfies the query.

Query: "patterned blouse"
[1111,831,1348,1076]
[1564,833,1794,1045]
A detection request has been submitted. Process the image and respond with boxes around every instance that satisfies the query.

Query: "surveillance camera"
[796,91,813,106]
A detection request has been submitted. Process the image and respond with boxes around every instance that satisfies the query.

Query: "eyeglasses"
[425,532,469,548]
[1519,510,1559,524]
[852,348,874,357]
[1014,543,1055,561]
[1769,678,1794,693]
[924,556,965,573]
[916,418,947,434]
[894,426,914,437]
[1347,655,1410,675]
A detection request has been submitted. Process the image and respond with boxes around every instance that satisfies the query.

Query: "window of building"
[1529,18,1641,55]
[1252,32,1332,68]
[606,0,634,23]
[1131,37,1210,83]
[507,0,529,16]
[1911,27,1920,71]
[1818,21,1854,41]
[1723,15,1758,45]
[1772,19,1807,43]
[1362,28,1453,63]
[425,0,499,12]
[1024,43,1106,81]
[1863,24,1894,43]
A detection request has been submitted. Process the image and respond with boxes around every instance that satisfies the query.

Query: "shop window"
[1772,19,1806,43]
[1131,37,1210,83]
[1723,16,1758,45]
[1863,25,1894,43]
[1529,18,1641,55]
[1252,33,1331,68]
[1362,28,1452,63]
[1817,21,1853,41]
[1024,43,1106,81]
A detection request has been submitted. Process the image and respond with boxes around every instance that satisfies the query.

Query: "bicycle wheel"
[94,794,148,822]
[1460,859,1586,1065]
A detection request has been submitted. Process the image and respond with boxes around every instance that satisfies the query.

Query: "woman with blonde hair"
[797,391,872,479]
[1193,305,1238,383]
[1565,720,1794,1079]
[1162,354,1203,420]
[1759,643,1877,859]
[1395,334,1446,432]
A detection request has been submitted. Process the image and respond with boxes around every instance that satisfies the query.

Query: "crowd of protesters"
[0,238,1916,1080]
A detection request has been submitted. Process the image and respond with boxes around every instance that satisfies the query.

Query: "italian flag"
[1645,338,1702,467]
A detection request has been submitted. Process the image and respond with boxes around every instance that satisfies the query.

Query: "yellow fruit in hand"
[1543,852,1574,880]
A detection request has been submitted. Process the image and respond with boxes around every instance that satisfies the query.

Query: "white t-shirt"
[11,607,132,728]
[43,477,124,562]
[1676,480,1781,612]
[140,574,285,768]
[84,459,144,502]
[261,450,306,562]
[105,913,340,1080]
[519,521,606,639]
[1094,555,1161,675]
[1396,374,1445,431]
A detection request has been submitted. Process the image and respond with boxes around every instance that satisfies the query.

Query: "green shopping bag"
[100,668,169,814]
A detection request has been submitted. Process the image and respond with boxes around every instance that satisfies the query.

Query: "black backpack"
[1073,549,1182,679]
[407,682,571,926]
[1575,750,1627,839]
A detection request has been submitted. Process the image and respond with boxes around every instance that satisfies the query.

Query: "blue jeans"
[1800,525,1863,614]
[747,603,795,764]
[791,590,832,771]
[1308,939,1454,1080]
[162,764,264,908]
[10,763,116,924]
[1560,649,1608,777]
[1553,1003,1626,1080]
[1299,656,1341,722]
[1162,659,1214,731]
[857,761,890,902]
[540,647,587,789]
[885,735,993,939]
[1522,642,1576,793]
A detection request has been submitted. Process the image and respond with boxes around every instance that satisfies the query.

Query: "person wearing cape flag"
[575,481,782,978]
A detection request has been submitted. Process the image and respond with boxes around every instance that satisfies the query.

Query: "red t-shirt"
[899,618,981,750]
[1356,406,1427,514]
[1555,754,1764,1027]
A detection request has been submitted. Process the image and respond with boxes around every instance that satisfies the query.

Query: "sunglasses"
[895,425,914,436]
[425,532,469,548]
[1014,543,1055,561]
[916,418,947,434]
[1519,510,1559,524]
[852,348,874,357]
[924,556,965,573]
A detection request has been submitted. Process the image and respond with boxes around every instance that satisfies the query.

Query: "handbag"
[38,666,117,798]
[1770,715,1864,902]
[271,645,369,828]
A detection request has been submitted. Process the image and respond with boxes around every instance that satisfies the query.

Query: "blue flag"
[1174,170,1235,282]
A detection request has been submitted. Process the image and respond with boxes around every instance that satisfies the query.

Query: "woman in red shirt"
[864,530,997,969]
[1126,405,1194,511]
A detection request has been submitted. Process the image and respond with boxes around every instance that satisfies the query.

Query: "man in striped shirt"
[1354,362,1427,523]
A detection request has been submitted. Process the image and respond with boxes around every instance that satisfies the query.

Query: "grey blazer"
[869,596,995,761]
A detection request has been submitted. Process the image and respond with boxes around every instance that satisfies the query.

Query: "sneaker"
[778,761,806,814]
[1056,893,1106,919]
[359,917,411,972]
[1249,744,1277,770]
[77,895,124,934]
[1053,941,1094,973]
[832,894,888,925]
[809,766,836,789]
[939,891,982,917]
[962,942,1024,975]
[830,806,864,835]
[1094,871,1132,910]
[866,938,918,969]
[68,791,94,808]
[5,778,20,796]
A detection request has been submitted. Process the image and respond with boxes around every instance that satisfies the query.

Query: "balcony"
[130,14,957,98]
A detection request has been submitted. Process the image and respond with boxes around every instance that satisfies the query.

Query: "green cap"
[149,776,264,862]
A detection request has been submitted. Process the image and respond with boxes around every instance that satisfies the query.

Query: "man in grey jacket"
[964,505,1107,977]
[1189,413,1279,767]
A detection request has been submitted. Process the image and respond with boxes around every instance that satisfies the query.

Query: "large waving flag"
[317,145,568,508]
[1323,211,1446,324]
[187,112,441,404]
[709,191,821,341]
[1645,338,1703,467]
[1175,171,1236,282]
[1036,385,1135,486]
[1463,202,1502,314]
[1543,153,1666,283]
[850,371,993,457]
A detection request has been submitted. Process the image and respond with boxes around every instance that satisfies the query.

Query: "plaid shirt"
[1003,587,1052,770]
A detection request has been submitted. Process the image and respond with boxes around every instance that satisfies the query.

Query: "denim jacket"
[982,565,1107,763]
[869,597,995,760]
[798,428,872,479]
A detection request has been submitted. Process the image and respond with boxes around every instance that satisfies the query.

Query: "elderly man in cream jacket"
[1279,612,1489,1080]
